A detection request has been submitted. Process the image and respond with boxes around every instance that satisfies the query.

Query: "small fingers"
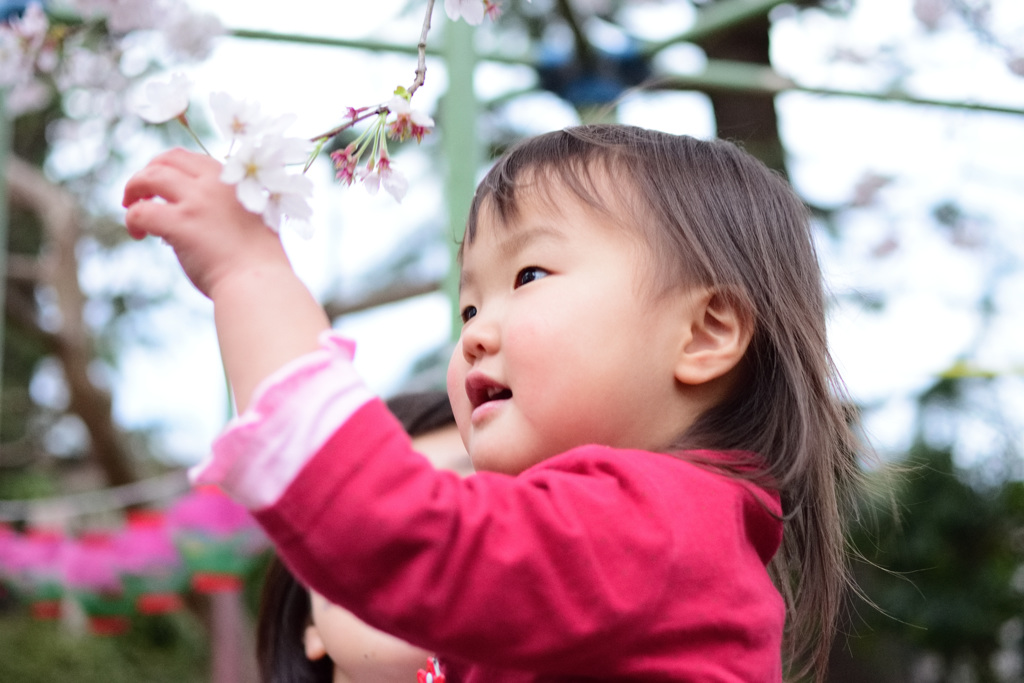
[151,147,223,177]
[122,162,193,208]
[124,197,177,242]
[122,149,223,208]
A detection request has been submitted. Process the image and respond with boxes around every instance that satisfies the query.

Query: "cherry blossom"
[361,152,408,202]
[210,92,266,144]
[0,31,29,88]
[162,5,224,60]
[219,130,314,230]
[0,2,48,87]
[103,0,171,34]
[386,96,435,143]
[344,105,372,123]
[220,139,289,213]
[13,2,48,50]
[330,144,360,186]
[56,49,126,91]
[484,0,502,22]
[444,0,486,26]
[209,93,302,153]
[262,174,315,236]
[133,72,192,124]
[1010,55,1024,77]
[5,79,50,115]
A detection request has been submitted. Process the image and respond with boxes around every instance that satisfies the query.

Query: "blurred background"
[1,0,1023,681]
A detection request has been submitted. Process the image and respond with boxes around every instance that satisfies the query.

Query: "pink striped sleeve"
[189,331,375,510]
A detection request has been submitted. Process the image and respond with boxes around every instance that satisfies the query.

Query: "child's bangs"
[463,130,628,247]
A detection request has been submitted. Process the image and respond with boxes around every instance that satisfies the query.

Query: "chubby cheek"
[446,344,472,445]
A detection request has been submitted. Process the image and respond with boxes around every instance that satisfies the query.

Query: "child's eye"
[514,267,548,288]
[460,305,477,323]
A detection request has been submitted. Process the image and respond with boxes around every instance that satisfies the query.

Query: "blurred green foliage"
[0,552,271,682]
[836,379,1024,682]
[0,607,210,683]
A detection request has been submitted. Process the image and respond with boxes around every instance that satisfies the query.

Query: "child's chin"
[467,446,521,476]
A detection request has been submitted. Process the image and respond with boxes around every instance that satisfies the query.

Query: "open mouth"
[466,375,512,410]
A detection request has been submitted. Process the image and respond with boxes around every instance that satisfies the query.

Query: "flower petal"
[134,73,192,123]
[382,168,409,202]
[235,180,268,213]
[459,0,485,25]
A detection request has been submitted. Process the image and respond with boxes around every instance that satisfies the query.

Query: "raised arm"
[122,148,330,412]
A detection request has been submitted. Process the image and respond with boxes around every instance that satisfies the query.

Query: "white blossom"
[105,0,172,34]
[362,155,408,202]
[209,92,301,148]
[5,78,52,115]
[1009,56,1024,78]
[162,7,224,60]
[444,0,485,26]
[386,95,435,142]
[221,139,282,213]
[0,31,30,87]
[14,2,49,51]
[57,49,126,91]
[219,133,311,215]
[0,2,48,86]
[133,72,192,123]
[69,0,118,20]
[262,173,314,235]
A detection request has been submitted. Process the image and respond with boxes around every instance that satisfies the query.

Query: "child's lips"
[465,372,512,423]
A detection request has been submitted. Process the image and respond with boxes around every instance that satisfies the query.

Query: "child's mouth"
[466,375,512,410]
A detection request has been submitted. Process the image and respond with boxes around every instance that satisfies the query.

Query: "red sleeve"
[255,398,781,676]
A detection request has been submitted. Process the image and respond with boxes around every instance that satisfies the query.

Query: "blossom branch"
[310,106,387,144]
[408,0,435,99]
[130,0,485,228]
[310,0,435,144]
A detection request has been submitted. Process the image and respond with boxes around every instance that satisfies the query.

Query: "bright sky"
[96,0,1024,467]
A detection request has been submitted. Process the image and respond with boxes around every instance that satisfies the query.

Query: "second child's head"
[447,124,843,487]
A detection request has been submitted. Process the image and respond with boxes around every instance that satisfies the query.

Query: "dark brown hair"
[465,125,863,682]
[256,391,455,683]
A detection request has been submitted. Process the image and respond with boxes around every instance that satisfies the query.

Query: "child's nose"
[460,314,500,362]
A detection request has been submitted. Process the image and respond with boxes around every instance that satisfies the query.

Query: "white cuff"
[190,331,375,510]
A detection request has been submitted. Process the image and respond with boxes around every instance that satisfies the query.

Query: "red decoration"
[118,509,187,613]
[0,528,66,620]
[167,486,269,593]
[417,657,446,683]
[63,531,135,635]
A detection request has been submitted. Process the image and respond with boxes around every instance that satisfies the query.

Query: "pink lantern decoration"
[167,486,269,593]
[117,509,187,614]
[2,528,66,620]
[0,524,13,605]
[63,531,134,635]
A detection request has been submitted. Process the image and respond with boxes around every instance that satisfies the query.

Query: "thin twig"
[309,0,436,144]
[407,0,436,98]
[310,106,387,143]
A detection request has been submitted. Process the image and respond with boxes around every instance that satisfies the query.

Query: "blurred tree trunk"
[5,155,137,487]
[695,10,788,176]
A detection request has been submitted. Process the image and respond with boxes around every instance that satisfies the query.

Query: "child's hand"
[122,148,289,299]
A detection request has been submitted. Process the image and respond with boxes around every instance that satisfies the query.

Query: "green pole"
[645,0,792,56]
[441,19,480,341]
[654,60,1024,117]
[0,93,9,445]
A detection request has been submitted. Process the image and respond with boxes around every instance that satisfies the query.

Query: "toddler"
[123,125,862,681]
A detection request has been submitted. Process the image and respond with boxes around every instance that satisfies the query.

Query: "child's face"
[447,174,701,475]
[305,589,428,682]
[302,425,468,681]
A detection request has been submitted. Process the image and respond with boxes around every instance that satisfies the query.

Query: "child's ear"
[674,289,752,386]
[303,623,328,661]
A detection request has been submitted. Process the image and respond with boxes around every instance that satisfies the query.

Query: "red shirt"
[252,398,785,682]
